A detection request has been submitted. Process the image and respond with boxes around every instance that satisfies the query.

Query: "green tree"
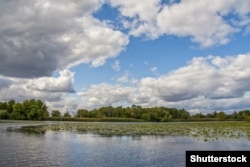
[141,113,150,121]
[21,99,48,120]
[216,111,227,120]
[76,109,89,117]
[132,105,143,119]
[160,111,173,122]
[0,110,9,119]
[179,109,190,119]
[11,103,25,120]
[63,112,71,117]
[7,99,15,114]
[0,102,8,110]
[51,110,61,117]
[192,113,205,118]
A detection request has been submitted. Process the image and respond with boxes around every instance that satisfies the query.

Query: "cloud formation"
[0,70,75,102]
[110,0,250,47]
[0,0,128,78]
[27,70,75,93]
[138,54,250,102]
[1,1,250,114]
[79,53,250,113]
[79,83,135,108]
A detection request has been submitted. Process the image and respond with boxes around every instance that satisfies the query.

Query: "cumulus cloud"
[78,53,250,113]
[138,54,250,102]
[0,0,129,78]
[78,83,135,108]
[1,1,250,114]
[47,95,80,115]
[109,0,250,47]
[109,0,161,38]
[130,53,250,112]
[0,70,75,102]
[27,70,75,93]
[172,95,250,114]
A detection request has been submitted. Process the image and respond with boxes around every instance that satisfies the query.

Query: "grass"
[4,121,250,140]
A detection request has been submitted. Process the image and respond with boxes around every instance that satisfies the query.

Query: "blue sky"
[0,0,250,114]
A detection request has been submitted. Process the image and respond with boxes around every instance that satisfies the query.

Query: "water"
[0,122,249,167]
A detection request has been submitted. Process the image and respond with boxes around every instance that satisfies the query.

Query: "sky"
[0,0,250,115]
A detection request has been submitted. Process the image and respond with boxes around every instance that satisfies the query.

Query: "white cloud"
[0,70,75,110]
[0,80,62,102]
[133,53,250,112]
[77,53,250,113]
[0,0,129,78]
[1,1,250,115]
[139,54,250,101]
[117,71,138,84]
[109,0,250,47]
[117,75,129,83]
[109,0,161,39]
[78,83,135,108]
[47,94,80,115]
[109,0,160,21]
[62,16,129,68]
[156,1,237,47]
[27,70,75,93]
[111,60,120,71]
[117,71,130,83]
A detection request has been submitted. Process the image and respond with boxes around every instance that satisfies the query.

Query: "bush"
[245,116,250,122]
[0,110,9,119]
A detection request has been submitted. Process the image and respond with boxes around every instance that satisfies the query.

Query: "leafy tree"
[51,110,61,117]
[11,103,25,120]
[63,112,71,117]
[7,99,15,114]
[212,111,218,118]
[22,99,48,120]
[179,109,190,119]
[0,110,9,119]
[141,113,150,121]
[216,111,227,120]
[114,106,126,118]
[76,109,89,117]
[0,102,7,111]
[192,113,205,118]
[160,111,173,122]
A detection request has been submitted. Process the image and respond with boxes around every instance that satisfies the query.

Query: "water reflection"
[0,123,249,167]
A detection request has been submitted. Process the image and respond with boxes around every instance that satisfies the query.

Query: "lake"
[0,121,249,167]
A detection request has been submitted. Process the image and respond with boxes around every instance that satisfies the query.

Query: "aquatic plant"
[6,121,250,141]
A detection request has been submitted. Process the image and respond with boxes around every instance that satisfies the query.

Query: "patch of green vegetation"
[7,125,48,134]
[6,121,250,141]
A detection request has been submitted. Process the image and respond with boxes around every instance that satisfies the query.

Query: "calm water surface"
[0,122,249,167]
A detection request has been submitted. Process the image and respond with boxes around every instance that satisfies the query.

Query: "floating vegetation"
[5,121,250,141]
[7,125,48,134]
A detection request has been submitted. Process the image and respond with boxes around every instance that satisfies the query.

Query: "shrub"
[0,110,9,119]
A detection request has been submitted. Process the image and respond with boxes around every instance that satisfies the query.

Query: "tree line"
[0,99,250,122]
[0,99,48,120]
